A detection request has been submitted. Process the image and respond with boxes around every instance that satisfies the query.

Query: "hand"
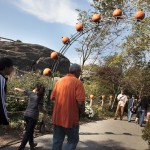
[14,88,18,91]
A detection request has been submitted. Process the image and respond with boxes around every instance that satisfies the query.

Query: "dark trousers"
[52,125,79,150]
[18,116,37,150]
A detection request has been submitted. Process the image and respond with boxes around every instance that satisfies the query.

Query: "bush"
[142,119,150,146]
[6,72,53,128]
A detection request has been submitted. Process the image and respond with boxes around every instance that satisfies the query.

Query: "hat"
[69,63,81,73]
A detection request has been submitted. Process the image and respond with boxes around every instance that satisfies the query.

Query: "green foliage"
[7,72,50,112]
[92,0,125,17]
[142,120,150,142]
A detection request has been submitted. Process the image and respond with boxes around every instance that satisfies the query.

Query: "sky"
[0,0,93,63]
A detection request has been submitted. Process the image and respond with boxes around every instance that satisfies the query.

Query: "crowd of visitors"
[114,89,149,127]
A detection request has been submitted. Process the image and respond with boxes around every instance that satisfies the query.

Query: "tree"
[75,0,128,70]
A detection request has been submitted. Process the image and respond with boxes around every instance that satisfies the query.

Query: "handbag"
[130,107,136,113]
[130,99,136,113]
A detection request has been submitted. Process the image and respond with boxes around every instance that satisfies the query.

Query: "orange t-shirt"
[50,74,85,128]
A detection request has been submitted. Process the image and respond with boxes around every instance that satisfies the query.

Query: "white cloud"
[13,0,79,26]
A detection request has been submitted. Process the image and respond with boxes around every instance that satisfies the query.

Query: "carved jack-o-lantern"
[43,68,51,76]
[76,23,84,32]
[112,8,122,17]
[135,10,145,20]
[50,52,58,60]
[90,95,94,99]
[92,14,101,22]
[62,36,70,44]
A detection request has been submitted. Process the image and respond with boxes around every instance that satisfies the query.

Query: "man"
[0,57,14,126]
[128,95,136,122]
[50,63,85,150]
[114,89,128,120]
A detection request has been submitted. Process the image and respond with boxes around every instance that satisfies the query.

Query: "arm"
[0,77,9,125]
[78,101,85,115]
[14,88,25,93]
[76,80,86,115]
[124,96,128,107]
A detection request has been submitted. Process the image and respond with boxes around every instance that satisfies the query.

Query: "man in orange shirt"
[50,63,85,150]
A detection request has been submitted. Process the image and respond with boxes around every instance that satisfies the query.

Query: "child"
[14,83,46,150]
[0,57,14,128]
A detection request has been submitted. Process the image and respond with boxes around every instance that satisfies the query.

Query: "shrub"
[142,119,150,146]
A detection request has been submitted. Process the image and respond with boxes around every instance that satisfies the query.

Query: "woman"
[14,83,46,150]
[114,89,128,120]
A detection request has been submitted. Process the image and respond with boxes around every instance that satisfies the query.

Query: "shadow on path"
[79,131,141,137]
[77,139,149,150]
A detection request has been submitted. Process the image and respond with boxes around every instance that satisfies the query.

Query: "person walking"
[14,83,46,150]
[138,96,148,127]
[50,63,85,150]
[128,95,136,122]
[114,89,128,120]
[135,99,141,124]
[0,57,14,127]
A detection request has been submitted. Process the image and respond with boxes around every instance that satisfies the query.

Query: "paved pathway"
[1,118,149,150]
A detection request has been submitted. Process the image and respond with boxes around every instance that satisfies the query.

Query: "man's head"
[132,95,135,99]
[0,57,14,75]
[69,63,81,78]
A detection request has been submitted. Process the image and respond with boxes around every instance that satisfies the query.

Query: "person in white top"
[114,89,128,120]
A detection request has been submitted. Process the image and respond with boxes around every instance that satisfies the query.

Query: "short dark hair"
[0,57,13,71]
[69,63,81,73]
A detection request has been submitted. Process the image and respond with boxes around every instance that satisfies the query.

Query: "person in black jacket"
[0,57,14,126]
[139,96,148,127]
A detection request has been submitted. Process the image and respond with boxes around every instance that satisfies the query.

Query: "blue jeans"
[139,109,146,126]
[18,116,37,150]
[52,125,79,150]
[128,108,133,122]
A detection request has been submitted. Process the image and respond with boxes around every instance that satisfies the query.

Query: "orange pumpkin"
[102,95,105,99]
[112,8,122,17]
[62,36,70,44]
[92,14,101,22]
[90,95,94,99]
[43,68,51,76]
[135,10,145,20]
[110,95,113,100]
[76,23,84,32]
[50,52,58,60]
